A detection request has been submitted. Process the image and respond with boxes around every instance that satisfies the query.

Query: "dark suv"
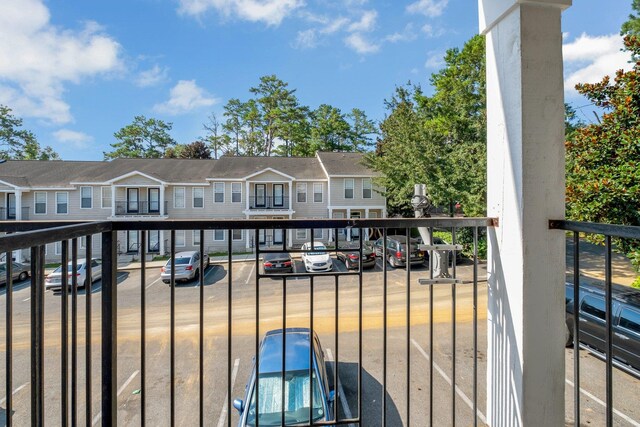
[565,281,640,373]
[373,235,424,268]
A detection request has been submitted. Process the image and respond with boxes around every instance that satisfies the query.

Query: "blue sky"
[0,0,634,160]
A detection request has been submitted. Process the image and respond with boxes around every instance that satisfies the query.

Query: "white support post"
[159,230,165,255]
[15,190,22,261]
[245,214,251,249]
[160,185,166,216]
[288,213,293,248]
[364,208,369,241]
[480,0,570,425]
[111,186,116,217]
[288,182,293,210]
[346,208,351,242]
[328,208,333,242]
[245,182,250,212]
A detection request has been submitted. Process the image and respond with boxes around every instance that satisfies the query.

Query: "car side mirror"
[233,398,244,413]
[328,390,336,402]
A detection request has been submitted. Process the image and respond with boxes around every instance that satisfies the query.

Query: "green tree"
[106,116,176,159]
[304,104,352,154]
[222,99,244,156]
[166,140,211,159]
[240,99,264,155]
[0,105,60,160]
[622,0,640,36]
[367,35,487,217]
[203,113,230,159]
[348,108,377,151]
[566,35,640,267]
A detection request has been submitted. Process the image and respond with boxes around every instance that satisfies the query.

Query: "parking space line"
[0,382,29,405]
[92,370,140,426]
[245,264,256,286]
[198,264,218,286]
[565,379,640,427]
[23,297,30,302]
[145,277,162,289]
[326,348,354,426]
[217,358,240,427]
[411,339,487,424]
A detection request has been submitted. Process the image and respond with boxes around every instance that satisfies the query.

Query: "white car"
[45,259,102,291]
[301,242,333,273]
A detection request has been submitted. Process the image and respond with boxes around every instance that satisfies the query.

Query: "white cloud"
[136,65,169,88]
[52,129,93,148]
[421,23,445,38]
[320,17,350,34]
[407,0,449,18]
[384,23,418,43]
[344,33,379,54]
[153,80,219,115]
[348,10,377,32]
[0,0,123,124]
[177,0,304,26]
[563,33,633,96]
[293,29,318,49]
[425,52,444,69]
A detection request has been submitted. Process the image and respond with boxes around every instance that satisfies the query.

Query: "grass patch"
[208,251,254,257]
[632,276,640,289]
[152,256,170,261]
[45,263,61,269]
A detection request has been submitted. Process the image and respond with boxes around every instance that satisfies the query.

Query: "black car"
[373,235,424,268]
[336,241,376,269]
[565,281,640,373]
[262,252,293,274]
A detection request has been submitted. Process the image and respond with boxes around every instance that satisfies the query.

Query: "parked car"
[263,252,293,274]
[0,261,30,285]
[45,259,102,291]
[373,235,424,268]
[233,328,335,426]
[161,251,210,283]
[565,281,640,373]
[336,241,376,269]
[301,242,333,273]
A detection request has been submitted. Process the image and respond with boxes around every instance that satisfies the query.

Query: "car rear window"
[173,257,191,265]
[580,295,606,320]
[619,308,640,335]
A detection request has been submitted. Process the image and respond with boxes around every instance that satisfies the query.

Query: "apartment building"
[0,152,385,261]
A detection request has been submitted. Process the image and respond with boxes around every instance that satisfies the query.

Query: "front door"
[127,230,139,253]
[148,188,160,213]
[6,193,15,219]
[255,184,266,208]
[272,216,284,245]
[350,211,361,240]
[273,184,284,207]
[148,230,160,252]
[127,188,139,213]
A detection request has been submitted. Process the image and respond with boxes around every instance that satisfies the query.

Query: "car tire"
[194,268,200,281]
[565,323,573,347]
[18,271,28,282]
[163,280,170,284]
[389,256,397,268]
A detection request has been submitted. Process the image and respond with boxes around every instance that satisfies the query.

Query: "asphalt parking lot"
[1,255,639,426]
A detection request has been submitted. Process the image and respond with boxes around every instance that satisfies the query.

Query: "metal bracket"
[418,278,462,286]
[418,244,463,251]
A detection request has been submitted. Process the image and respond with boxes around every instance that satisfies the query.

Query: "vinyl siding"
[329,177,385,207]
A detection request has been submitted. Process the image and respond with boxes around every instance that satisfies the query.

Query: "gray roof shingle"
[317,152,378,176]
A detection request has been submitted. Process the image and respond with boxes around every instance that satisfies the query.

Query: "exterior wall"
[165,184,246,219]
[112,175,162,186]
[24,188,110,221]
[291,181,328,219]
[329,177,385,208]
[248,171,292,182]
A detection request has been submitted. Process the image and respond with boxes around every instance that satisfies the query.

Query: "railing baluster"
[358,231,363,425]
[254,228,260,427]
[71,238,78,427]
[227,229,233,427]
[334,272,339,423]
[473,227,478,427]
[5,251,13,427]
[604,235,613,427]
[281,274,286,427]
[140,230,147,427]
[382,228,387,427]
[31,245,45,427]
[451,227,456,426]
[309,275,314,426]
[85,235,92,427]
[101,231,118,426]
[170,230,176,427]
[405,227,411,427]
[62,239,69,427]
[199,229,204,427]
[572,231,580,427]
[429,227,434,427]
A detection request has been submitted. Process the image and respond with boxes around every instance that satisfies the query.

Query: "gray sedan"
[0,262,30,285]
[161,251,210,283]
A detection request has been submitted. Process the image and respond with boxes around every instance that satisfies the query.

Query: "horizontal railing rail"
[248,195,291,210]
[1,217,491,427]
[550,219,640,427]
[114,201,168,216]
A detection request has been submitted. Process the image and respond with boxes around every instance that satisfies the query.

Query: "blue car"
[233,328,335,426]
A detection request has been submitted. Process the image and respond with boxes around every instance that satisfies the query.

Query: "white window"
[214,229,225,241]
[175,230,186,247]
[232,229,243,241]
[56,192,68,214]
[231,183,242,203]
[193,188,204,208]
[296,229,307,240]
[34,192,47,215]
[80,186,92,209]
[214,183,225,203]
[55,241,62,255]
[313,183,323,203]
[344,179,354,199]
[101,186,112,209]
[174,187,185,208]
[363,178,372,199]
[296,183,307,203]
[193,230,201,246]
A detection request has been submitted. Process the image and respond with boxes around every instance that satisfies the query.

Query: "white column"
[480,0,570,425]
[245,213,251,249]
[111,186,116,217]
[159,230,165,255]
[346,208,351,242]
[328,208,333,242]
[364,208,369,241]
[160,185,166,216]
[288,213,293,248]
[288,182,293,210]
[245,181,250,211]
[15,190,22,220]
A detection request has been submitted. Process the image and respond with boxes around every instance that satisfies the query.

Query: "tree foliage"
[106,116,176,159]
[622,0,640,36]
[366,35,487,217]
[0,105,60,160]
[165,140,211,159]
[566,35,640,264]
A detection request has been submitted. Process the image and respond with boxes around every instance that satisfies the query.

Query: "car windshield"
[53,263,84,274]
[308,245,327,256]
[245,370,324,426]
[168,257,191,266]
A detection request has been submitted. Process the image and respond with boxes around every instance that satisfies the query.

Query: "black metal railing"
[0,207,29,220]
[0,217,490,426]
[549,220,640,427]
[249,196,290,210]
[114,201,168,216]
